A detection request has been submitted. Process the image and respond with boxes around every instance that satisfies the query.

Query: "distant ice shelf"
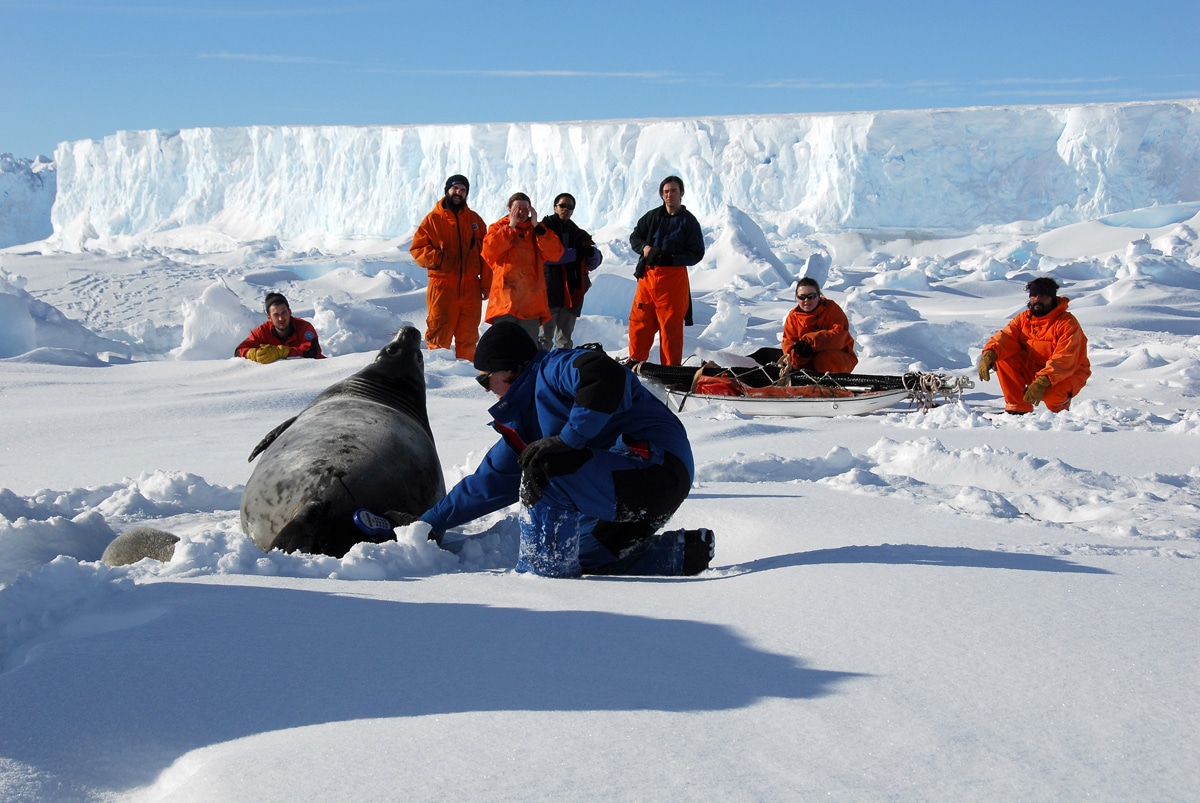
[19,100,1200,252]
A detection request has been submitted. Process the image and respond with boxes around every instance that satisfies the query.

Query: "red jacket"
[984,296,1090,386]
[236,318,324,358]
[481,217,564,324]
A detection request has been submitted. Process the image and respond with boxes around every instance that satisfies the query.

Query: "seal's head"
[377,326,423,365]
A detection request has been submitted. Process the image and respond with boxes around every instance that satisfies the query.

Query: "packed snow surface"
[1,101,1199,800]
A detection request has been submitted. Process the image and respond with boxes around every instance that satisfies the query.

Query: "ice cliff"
[39,100,1200,252]
[0,155,56,248]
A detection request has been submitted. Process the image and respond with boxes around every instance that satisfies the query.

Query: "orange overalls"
[984,296,1090,413]
[410,200,491,360]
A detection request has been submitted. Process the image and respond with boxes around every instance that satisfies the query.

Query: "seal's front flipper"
[247,416,298,462]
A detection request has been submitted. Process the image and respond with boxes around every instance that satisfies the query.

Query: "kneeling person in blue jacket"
[356,321,713,577]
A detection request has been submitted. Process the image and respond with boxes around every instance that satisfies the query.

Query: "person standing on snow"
[353,321,714,577]
[410,174,491,360]
[539,192,602,349]
[235,292,324,363]
[782,277,858,373]
[481,192,565,343]
[977,277,1091,414]
[627,175,705,366]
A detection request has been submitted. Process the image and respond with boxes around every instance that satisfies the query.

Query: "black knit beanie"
[473,322,539,372]
[263,292,289,314]
[444,174,470,193]
[1025,277,1059,297]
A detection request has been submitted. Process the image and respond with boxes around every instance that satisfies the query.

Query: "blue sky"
[2,0,1197,158]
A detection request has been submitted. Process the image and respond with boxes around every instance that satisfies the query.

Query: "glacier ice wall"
[50,101,1200,250]
[0,155,56,248]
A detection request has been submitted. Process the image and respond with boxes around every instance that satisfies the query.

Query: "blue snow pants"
[516,448,692,577]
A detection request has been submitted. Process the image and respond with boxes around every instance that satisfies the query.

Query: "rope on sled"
[902,372,975,410]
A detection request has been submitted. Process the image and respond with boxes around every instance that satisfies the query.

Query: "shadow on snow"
[0,581,864,793]
[727,543,1113,575]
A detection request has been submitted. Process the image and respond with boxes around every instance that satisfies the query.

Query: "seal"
[240,326,446,557]
[101,526,180,566]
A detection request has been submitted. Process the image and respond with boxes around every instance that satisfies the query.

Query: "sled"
[631,360,973,418]
[665,384,911,417]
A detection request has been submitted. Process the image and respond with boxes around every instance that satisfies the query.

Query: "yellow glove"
[247,345,290,364]
[977,350,997,382]
[1023,375,1052,406]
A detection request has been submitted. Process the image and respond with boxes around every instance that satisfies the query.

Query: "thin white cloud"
[746,75,1145,95]
[0,3,370,17]
[978,76,1123,87]
[368,66,692,81]
[194,55,691,82]
[200,52,351,66]
[748,78,956,91]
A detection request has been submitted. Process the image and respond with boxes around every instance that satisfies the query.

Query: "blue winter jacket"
[422,348,694,533]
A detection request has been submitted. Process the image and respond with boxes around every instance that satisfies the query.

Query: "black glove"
[644,245,662,266]
[534,223,547,236]
[791,340,814,359]
[576,244,594,261]
[517,436,592,506]
[383,510,420,527]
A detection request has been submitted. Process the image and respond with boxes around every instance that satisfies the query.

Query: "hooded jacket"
[421,348,693,533]
[984,296,1091,386]
[410,199,491,292]
[541,214,601,315]
[782,298,856,363]
[482,217,565,324]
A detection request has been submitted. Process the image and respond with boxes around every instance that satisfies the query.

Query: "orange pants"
[628,267,689,365]
[426,276,483,360]
[790,350,858,374]
[995,353,1086,413]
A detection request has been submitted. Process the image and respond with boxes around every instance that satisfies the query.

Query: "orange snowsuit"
[628,205,705,365]
[410,200,491,360]
[481,217,564,325]
[782,298,858,373]
[984,296,1090,413]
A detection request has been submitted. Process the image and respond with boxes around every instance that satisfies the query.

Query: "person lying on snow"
[355,321,714,577]
[235,292,324,363]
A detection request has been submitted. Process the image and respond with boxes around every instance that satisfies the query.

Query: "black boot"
[682,528,716,575]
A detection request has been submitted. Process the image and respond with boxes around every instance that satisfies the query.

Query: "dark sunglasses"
[796,293,819,301]
[475,372,493,390]
[556,203,575,210]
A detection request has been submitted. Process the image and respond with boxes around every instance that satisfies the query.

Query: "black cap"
[473,322,539,372]
[444,174,470,193]
[264,292,289,313]
[1025,277,1059,297]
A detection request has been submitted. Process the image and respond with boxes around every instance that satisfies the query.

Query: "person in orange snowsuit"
[978,277,1090,414]
[410,174,491,360]
[481,192,564,342]
[781,278,858,373]
[627,175,705,366]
